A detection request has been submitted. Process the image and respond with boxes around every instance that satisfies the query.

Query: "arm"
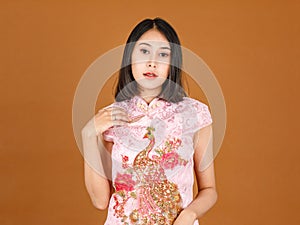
[82,106,131,210]
[81,119,113,210]
[174,124,217,224]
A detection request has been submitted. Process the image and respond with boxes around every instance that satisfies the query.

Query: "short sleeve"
[192,100,214,172]
[193,100,213,131]
[102,127,115,142]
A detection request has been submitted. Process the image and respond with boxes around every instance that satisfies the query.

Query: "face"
[131,29,171,98]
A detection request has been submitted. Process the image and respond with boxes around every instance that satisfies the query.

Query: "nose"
[147,60,157,68]
[146,52,157,68]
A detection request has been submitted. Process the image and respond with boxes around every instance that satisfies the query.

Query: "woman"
[82,17,217,225]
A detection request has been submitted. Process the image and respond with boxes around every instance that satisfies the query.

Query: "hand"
[173,209,197,225]
[94,106,130,135]
[82,106,145,137]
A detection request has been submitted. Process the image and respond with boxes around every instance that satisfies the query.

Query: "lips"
[143,72,158,78]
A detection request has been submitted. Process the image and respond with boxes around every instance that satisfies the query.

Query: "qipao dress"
[102,95,213,225]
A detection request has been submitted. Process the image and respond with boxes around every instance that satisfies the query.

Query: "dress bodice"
[102,96,213,225]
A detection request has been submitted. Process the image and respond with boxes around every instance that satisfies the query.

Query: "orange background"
[1,1,299,225]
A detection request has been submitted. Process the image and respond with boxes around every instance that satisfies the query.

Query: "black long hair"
[115,17,187,102]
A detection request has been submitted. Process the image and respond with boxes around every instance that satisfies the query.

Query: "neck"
[139,90,161,104]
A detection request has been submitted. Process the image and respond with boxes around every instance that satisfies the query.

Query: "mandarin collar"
[132,95,165,112]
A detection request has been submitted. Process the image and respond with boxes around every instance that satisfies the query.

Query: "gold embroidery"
[113,126,187,225]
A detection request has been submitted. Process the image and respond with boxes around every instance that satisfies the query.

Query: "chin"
[137,82,166,91]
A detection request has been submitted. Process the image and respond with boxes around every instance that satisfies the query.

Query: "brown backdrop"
[1,1,299,225]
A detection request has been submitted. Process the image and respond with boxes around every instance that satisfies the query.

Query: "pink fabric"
[102,96,212,225]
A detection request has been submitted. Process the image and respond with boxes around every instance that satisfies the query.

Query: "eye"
[159,52,169,57]
[140,49,150,54]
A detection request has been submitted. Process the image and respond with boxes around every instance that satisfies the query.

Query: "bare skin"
[82,106,144,209]
[82,28,217,224]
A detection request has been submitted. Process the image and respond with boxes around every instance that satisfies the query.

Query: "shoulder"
[181,97,210,111]
[181,97,213,126]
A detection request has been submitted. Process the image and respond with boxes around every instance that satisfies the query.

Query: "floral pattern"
[111,127,188,225]
[114,173,136,192]
[103,96,212,225]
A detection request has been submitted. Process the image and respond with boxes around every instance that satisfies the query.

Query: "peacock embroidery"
[112,126,188,225]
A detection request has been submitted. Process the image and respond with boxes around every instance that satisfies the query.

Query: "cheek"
[159,63,170,78]
[131,63,143,79]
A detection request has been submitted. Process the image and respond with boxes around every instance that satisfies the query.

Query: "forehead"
[136,29,170,48]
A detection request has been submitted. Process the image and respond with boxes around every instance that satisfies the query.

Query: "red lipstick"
[143,72,158,78]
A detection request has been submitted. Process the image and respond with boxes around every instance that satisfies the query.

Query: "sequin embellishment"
[112,127,188,225]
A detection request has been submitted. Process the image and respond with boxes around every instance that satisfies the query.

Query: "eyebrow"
[138,42,171,50]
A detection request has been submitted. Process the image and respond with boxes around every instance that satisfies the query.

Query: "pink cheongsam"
[101,95,213,225]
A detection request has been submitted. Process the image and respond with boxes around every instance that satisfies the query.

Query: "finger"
[117,114,130,122]
[110,114,130,122]
[97,109,128,122]
[111,120,129,127]
[111,111,129,118]
[110,110,129,120]
[104,106,128,114]
[98,106,127,115]
[129,115,145,123]
[109,111,129,121]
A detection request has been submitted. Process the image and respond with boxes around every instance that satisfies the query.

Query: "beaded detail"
[103,96,213,225]
[112,127,188,225]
